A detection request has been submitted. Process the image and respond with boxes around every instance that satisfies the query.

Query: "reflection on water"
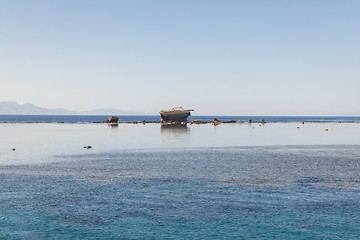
[1,123,360,239]
[1,122,360,165]
[160,124,190,135]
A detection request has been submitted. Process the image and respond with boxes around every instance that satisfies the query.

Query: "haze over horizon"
[0,101,359,116]
[1,1,359,116]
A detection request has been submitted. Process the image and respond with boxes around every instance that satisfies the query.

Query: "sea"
[0,115,360,123]
[0,115,360,239]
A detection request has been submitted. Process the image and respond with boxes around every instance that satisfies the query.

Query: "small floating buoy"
[324,128,331,132]
[12,148,16,151]
[297,127,300,129]
[83,146,92,149]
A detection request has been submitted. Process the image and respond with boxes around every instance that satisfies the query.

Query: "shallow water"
[1,115,360,123]
[1,122,360,165]
[0,123,360,239]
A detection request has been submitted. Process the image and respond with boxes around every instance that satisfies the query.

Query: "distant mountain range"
[0,101,147,115]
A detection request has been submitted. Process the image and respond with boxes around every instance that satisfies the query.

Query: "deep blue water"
[0,115,360,123]
[1,146,360,239]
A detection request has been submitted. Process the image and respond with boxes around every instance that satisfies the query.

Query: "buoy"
[12,148,16,151]
[324,128,331,132]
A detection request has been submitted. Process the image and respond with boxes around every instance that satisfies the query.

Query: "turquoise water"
[0,123,360,239]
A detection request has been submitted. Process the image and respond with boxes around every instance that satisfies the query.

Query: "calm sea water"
[0,122,360,239]
[0,115,360,123]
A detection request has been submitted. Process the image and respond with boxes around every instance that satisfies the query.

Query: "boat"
[159,107,194,123]
[106,116,119,126]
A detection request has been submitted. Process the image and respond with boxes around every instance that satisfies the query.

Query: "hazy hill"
[0,101,146,115]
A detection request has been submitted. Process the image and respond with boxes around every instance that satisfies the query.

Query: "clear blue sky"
[1,0,359,115]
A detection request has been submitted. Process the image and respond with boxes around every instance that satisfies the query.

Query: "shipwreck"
[159,107,194,124]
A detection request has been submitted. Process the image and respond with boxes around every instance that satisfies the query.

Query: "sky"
[1,0,359,115]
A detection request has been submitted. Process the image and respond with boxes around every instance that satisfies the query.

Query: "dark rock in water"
[190,120,204,124]
[83,146,92,149]
[213,118,221,126]
[12,148,16,151]
[223,120,236,123]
